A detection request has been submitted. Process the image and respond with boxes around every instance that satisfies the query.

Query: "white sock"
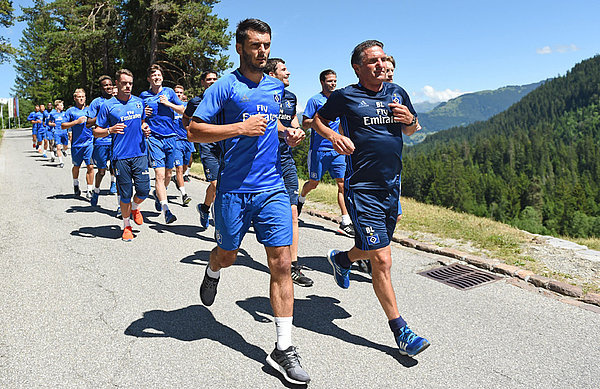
[58,156,63,163]
[87,184,94,193]
[298,195,306,203]
[185,167,190,175]
[161,201,169,214]
[275,317,293,350]
[179,187,186,196]
[123,218,131,227]
[132,202,139,211]
[111,175,116,183]
[73,179,79,187]
[94,187,100,194]
[206,265,220,279]
[341,214,351,225]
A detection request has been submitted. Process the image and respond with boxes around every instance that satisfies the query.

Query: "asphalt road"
[1,128,599,388]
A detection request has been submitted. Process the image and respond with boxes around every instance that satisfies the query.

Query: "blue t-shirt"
[193,69,285,193]
[33,112,44,131]
[303,92,341,152]
[30,112,40,131]
[65,106,93,148]
[140,87,183,138]
[87,96,113,146]
[43,110,52,131]
[317,82,416,190]
[27,112,35,129]
[49,111,67,134]
[96,95,147,160]
[278,89,297,162]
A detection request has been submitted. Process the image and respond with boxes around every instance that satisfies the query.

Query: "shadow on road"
[298,255,372,284]
[70,224,128,239]
[47,193,90,202]
[124,305,302,386]
[180,248,270,275]
[236,295,418,368]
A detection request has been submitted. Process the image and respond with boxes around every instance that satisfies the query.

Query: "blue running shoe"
[109,181,117,194]
[395,325,430,357]
[165,209,177,224]
[115,206,122,219]
[43,153,47,158]
[327,249,350,289]
[90,191,99,206]
[153,190,161,212]
[197,204,209,230]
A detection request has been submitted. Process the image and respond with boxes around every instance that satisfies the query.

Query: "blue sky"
[2,0,600,111]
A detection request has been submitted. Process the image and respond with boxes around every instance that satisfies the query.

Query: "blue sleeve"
[49,113,55,123]
[303,97,318,119]
[401,88,417,116]
[184,97,201,117]
[86,99,99,118]
[96,103,110,128]
[193,79,231,123]
[27,113,34,121]
[168,88,183,106]
[317,91,343,122]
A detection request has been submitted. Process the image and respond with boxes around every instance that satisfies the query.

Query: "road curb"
[189,173,599,308]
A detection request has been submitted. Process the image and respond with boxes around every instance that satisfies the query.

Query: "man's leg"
[154,166,176,223]
[297,179,319,215]
[72,165,81,196]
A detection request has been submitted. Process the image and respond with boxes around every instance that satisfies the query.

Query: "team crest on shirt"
[274,94,281,103]
[285,100,292,108]
[135,102,142,109]
[392,94,401,104]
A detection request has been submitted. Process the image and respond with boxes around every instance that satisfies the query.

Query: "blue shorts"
[148,135,177,169]
[112,155,151,203]
[345,184,399,251]
[174,139,193,167]
[71,144,94,167]
[92,144,111,169]
[54,132,69,146]
[281,157,299,206]
[308,149,345,181]
[214,187,292,251]
[200,143,221,182]
[37,128,47,140]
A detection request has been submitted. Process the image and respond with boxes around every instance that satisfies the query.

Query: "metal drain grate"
[419,263,501,290]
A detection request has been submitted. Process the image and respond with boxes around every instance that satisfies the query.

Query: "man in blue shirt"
[314,40,430,358]
[265,58,313,288]
[188,19,310,385]
[28,105,41,149]
[94,69,152,242]
[172,84,193,206]
[300,69,355,237]
[62,88,95,196]
[87,75,119,207]
[49,100,68,167]
[183,70,219,230]
[141,64,185,224]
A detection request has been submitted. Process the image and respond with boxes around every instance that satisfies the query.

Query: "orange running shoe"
[131,209,144,225]
[122,226,134,241]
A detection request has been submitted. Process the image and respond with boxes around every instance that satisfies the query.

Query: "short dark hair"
[115,68,134,82]
[147,63,163,77]
[264,58,284,75]
[200,70,217,81]
[98,75,112,85]
[351,40,384,66]
[236,18,271,44]
[386,55,396,68]
[319,69,336,82]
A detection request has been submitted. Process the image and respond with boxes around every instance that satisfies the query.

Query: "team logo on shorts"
[368,234,380,245]
[274,94,281,103]
[215,229,223,245]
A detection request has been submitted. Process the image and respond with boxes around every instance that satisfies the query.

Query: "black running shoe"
[200,267,219,306]
[291,266,313,287]
[182,194,192,206]
[183,174,190,182]
[74,185,81,196]
[338,222,355,237]
[266,344,311,385]
[297,198,305,216]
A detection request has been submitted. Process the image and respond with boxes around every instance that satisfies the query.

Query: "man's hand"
[389,102,414,125]
[159,94,169,105]
[77,116,86,124]
[240,114,267,136]
[145,106,153,117]
[285,127,305,147]
[141,122,151,137]
[111,123,126,135]
[330,132,355,155]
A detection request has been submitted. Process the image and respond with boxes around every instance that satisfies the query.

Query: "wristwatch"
[408,115,417,126]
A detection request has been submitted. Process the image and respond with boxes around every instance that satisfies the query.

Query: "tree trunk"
[149,9,158,66]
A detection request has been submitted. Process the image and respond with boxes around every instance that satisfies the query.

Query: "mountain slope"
[406,81,544,145]
[402,55,600,238]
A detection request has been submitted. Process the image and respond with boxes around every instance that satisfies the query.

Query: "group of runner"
[26,18,428,385]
